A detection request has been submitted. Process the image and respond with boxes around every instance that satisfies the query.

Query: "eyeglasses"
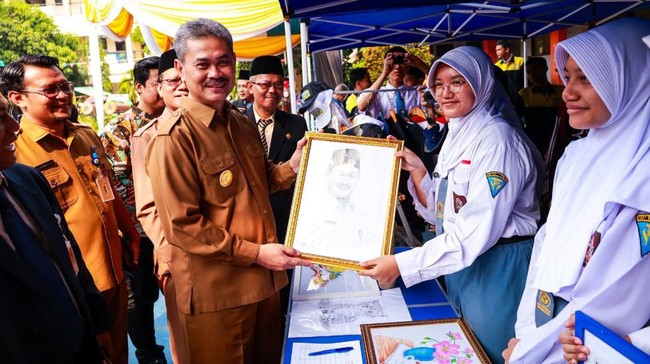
[251,81,284,91]
[21,81,74,98]
[160,78,182,87]
[433,79,466,96]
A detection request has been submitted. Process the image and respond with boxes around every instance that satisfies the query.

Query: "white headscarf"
[428,46,539,178]
[534,18,650,292]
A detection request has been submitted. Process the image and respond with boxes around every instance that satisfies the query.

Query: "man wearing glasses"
[2,55,139,364]
[99,56,167,364]
[132,49,189,364]
[244,56,307,324]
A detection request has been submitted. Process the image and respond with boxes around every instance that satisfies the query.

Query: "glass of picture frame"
[361,318,490,364]
[285,132,403,270]
[574,310,650,363]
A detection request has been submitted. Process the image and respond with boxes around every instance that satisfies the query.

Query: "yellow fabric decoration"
[235,35,301,60]
[151,27,173,53]
[85,0,122,24]
[106,9,133,39]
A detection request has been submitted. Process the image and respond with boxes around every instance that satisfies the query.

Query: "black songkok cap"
[158,49,177,76]
[250,55,284,77]
[238,69,250,80]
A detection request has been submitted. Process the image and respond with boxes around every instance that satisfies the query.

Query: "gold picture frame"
[285,132,403,270]
[361,318,490,364]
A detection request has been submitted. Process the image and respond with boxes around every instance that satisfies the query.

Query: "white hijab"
[428,46,538,178]
[534,18,650,292]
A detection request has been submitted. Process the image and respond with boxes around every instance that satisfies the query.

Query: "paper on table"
[288,288,412,337]
[290,341,362,364]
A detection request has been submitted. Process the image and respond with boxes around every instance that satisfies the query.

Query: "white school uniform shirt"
[395,120,540,288]
[510,204,650,362]
[630,327,650,355]
[364,83,420,119]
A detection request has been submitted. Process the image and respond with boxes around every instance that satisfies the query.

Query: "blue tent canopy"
[279,0,650,53]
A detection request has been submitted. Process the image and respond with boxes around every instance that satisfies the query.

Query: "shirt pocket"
[41,166,78,211]
[450,165,470,212]
[199,151,243,204]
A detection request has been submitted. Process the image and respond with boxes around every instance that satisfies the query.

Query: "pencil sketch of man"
[295,148,378,261]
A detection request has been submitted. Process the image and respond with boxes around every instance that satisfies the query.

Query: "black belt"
[497,235,534,245]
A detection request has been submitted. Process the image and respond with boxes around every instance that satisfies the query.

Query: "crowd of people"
[0,15,648,364]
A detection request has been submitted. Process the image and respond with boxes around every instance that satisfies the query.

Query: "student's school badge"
[486,171,508,198]
[637,213,650,257]
[453,192,467,213]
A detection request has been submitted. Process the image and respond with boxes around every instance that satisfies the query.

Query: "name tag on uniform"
[95,175,115,202]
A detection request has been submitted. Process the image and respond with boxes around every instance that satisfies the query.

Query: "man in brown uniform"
[132,49,189,364]
[146,19,311,363]
[3,55,139,364]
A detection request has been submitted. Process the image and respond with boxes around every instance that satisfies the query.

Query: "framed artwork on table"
[361,318,489,364]
[285,132,403,270]
[574,310,650,363]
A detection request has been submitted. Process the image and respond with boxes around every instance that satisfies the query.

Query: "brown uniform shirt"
[132,118,171,277]
[15,117,123,292]
[146,97,295,314]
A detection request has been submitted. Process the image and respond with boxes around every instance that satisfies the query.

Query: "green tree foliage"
[345,45,434,84]
[130,25,150,55]
[0,1,86,82]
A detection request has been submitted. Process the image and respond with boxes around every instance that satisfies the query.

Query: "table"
[282,247,458,363]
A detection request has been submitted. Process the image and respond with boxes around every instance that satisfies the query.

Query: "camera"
[392,54,405,64]
[423,90,435,105]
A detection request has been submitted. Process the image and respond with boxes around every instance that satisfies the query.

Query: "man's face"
[176,36,236,108]
[356,74,371,90]
[135,69,165,113]
[236,79,251,100]
[387,52,407,87]
[0,95,19,170]
[157,68,189,112]
[526,64,547,86]
[328,163,360,199]
[9,65,72,125]
[495,45,510,60]
[248,74,283,113]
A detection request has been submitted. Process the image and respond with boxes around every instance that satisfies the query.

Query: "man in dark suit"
[245,56,307,323]
[0,93,109,363]
[244,55,307,243]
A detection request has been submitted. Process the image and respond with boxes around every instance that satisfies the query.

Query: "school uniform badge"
[486,171,508,197]
[637,213,650,257]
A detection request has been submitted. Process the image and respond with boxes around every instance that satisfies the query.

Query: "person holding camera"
[356,46,429,119]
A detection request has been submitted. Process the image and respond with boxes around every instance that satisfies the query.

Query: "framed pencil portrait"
[361,318,490,364]
[574,311,650,363]
[285,132,403,270]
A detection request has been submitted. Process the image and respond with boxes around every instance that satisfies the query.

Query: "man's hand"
[255,243,313,271]
[559,313,590,364]
[358,255,400,288]
[289,137,307,174]
[406,53,430,73]
[122,227,141,269]
[502,338,520,363]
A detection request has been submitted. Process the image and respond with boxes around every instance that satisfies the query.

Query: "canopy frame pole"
[284,19,297,114]
[300,20,309,85]
[89,24,105,130]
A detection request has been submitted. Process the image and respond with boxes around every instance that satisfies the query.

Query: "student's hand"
[358,255,400,288]
[289,137,308,174]
[560,314,590,363]
[502,338,519,363]
[255,243,313,270]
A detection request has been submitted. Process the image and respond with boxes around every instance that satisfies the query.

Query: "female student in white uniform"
[360,46,543,363]
[503,17,650,363]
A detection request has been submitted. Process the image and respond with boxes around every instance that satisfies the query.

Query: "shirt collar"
[500,54,514,64]
[252,107,276,124]
[0,172,7,189]
[181,96,231,128]
[18,116,77,143]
